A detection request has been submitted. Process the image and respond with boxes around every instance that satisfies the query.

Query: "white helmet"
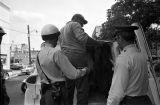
[41,24,59,36]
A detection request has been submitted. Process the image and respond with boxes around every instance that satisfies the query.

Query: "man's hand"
[78,67,88,76]
[81,67,88,72]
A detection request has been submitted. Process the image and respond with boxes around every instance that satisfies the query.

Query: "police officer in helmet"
[36,24,88,105]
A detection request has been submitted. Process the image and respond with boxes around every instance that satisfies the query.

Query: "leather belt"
[53,81,65,87]
[124,95,148,100]
[120,95,150,105]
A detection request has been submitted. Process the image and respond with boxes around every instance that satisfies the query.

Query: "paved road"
[5,75,28,105]
[5,74,106,105]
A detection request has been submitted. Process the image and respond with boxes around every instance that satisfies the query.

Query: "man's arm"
[72,22,99,47]
[107,57,129,105]
[55,51,87,79]
[86,36,100,47]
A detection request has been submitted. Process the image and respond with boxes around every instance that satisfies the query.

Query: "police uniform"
[107,26,152,105]
[36,24,87,105]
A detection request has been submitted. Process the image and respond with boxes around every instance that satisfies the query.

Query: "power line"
[2,26,27,34]
[0,18,10,24]
[0,19,39,36]
[1,26,39,36]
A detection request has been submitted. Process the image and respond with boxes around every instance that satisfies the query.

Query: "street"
[5,74,106,105]
[5,75,28,105]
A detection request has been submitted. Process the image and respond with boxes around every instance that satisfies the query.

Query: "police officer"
[0,26,10,105]
[107,25,153,105]
[59,14,100,105]
[36,24,88,105]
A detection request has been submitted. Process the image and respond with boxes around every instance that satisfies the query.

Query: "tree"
[99,0,160,40]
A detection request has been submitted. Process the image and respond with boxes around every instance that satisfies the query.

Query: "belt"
[52,81,65,87]
[41,81,65,87]
[124,95,148,100]
[120,95,149,105]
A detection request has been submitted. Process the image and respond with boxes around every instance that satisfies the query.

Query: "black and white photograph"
[0,0,160,105]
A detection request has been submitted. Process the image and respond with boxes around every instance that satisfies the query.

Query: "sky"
[4,0,116,50]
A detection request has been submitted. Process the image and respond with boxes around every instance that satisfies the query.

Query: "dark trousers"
[66,75,89,105]
[120,95,153,105]
[40,82,67,105]
[64,53,89,105]
[1,78,10,105]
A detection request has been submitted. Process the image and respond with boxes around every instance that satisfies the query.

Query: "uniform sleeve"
[54,51,84,79]
[107,56,129,105]
[71,22,88,44]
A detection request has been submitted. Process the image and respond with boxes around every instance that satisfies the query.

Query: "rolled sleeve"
[54,51,82,79]
[107,56,129,105]
[71,22,88,44]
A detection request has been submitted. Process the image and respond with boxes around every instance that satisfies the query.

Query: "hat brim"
[82,20,88,24]
[0,32,6,36]
[114,26,139,32]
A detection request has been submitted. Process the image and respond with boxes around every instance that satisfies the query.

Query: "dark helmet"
[71,14,88,24]
[114,25,139,42]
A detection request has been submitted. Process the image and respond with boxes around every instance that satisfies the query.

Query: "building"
[0,1,11,69]
[11,43,39,65]
[92,26,102,39]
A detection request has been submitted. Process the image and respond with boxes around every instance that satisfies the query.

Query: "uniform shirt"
[37,44,83,84]
[59,21,88,56]
[107,44,149,105]
[111,41,120,70]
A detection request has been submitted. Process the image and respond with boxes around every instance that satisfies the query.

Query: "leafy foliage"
[99,0,160,40]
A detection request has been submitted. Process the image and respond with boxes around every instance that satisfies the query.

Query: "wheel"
[3,73,9,80]
[21,83,27,93]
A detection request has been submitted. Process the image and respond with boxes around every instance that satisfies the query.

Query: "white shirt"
[36,44,84,84]
[107,44,149,105]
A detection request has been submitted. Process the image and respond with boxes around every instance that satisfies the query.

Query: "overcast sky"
[4,0,116,50]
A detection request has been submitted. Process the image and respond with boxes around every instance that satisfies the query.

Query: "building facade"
[0,1,11,69]
[92,26,102,39]
[11,43,39,65]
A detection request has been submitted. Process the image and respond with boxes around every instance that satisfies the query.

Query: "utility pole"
[27,25,31,65]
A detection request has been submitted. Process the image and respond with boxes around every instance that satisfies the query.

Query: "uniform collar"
[123,44,136,52]
[42,42,55,48]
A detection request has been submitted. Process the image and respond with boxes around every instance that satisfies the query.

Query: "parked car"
[10,63,23,70]
[2,69,22,80]
[21,65,35,75]
[2,69,13,80]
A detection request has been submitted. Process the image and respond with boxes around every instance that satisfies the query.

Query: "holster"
[41,82,65,100]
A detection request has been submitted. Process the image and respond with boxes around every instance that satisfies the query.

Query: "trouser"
[63,52,89,105]
[40,81,67,105]
[66,74,89,105]
[120,95,153,105]
[1,78,10,105]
